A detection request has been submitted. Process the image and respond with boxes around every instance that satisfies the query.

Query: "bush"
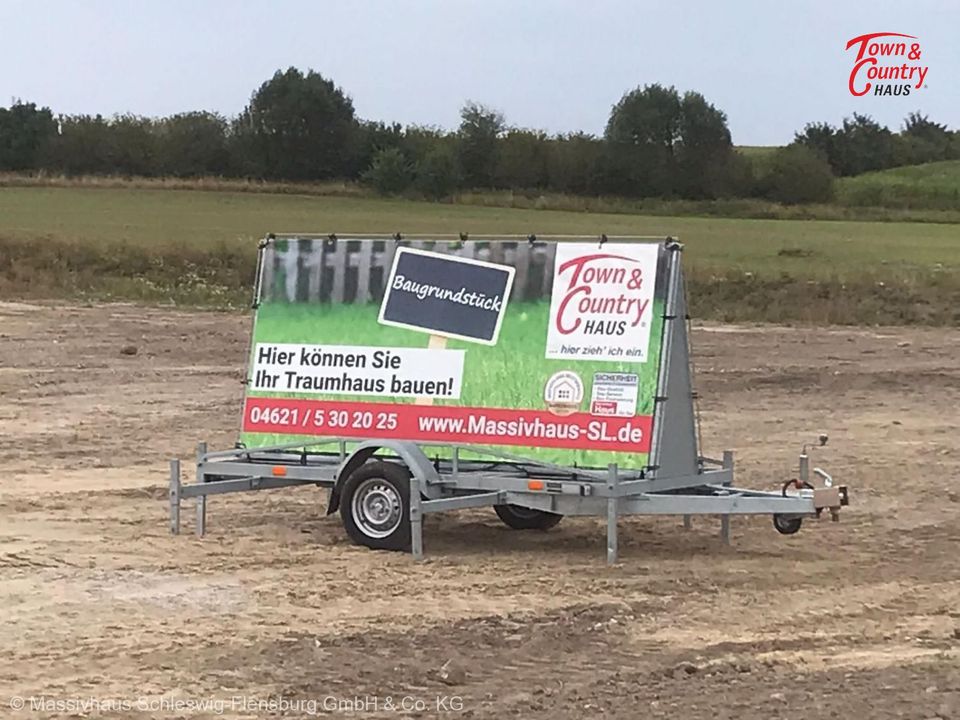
[544,133,603,194]
[360,148,413,195]
[156,112,230,177]
[718,151,757,198]
[759,145,835,204]
[494,129,548,189]
[414,145,461,199]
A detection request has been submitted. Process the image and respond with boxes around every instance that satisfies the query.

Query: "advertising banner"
[241,237,668,468]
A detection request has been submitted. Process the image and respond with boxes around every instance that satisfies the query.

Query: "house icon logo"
[544,371,584,416]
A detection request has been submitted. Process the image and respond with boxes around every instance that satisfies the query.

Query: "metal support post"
[195,441,207,537]
[410,475,423,560]
[169,458,181,535]
[607,464,619,565]
[720,450,734,545]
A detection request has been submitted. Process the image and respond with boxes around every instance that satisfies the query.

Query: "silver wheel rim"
[351,478,402,539]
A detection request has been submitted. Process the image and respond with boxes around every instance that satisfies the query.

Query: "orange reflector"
[272,466,287,477]
[528,480,544,491]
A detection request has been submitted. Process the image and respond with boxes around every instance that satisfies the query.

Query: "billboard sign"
[241,238,669,468]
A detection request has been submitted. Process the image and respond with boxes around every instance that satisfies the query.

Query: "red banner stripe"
[243,397,652,453]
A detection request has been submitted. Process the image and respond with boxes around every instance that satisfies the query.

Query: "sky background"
[1,0,957,146]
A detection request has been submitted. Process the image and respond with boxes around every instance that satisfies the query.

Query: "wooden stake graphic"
[415,335,448,406]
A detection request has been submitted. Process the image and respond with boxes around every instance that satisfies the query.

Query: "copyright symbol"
[10,696,25,710]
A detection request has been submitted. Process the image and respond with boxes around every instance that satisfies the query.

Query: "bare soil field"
[1,301,958,719]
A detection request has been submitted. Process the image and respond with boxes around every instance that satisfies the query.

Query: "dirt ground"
[1,301,958,719]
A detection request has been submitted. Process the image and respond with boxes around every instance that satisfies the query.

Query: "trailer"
[169,234,848,564]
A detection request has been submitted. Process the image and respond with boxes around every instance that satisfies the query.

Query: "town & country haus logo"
[846,32,928,97]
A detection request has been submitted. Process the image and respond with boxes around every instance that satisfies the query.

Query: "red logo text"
[554,253,649,336]
[846,32,928,97]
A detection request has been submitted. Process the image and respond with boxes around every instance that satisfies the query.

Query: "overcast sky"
[1,0,957,145]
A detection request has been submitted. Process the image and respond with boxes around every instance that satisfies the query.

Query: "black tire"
[773,514,803,535]
[494,504,563,531]
[339,462,411,551]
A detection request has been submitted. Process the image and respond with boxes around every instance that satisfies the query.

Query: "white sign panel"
[590,372,639,417]
[545,243,659,363]
[251,343,465,399]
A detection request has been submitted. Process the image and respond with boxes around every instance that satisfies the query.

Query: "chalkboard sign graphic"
[378,248,515,346]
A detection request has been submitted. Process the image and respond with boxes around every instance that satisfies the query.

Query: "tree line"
[1,67,958,205]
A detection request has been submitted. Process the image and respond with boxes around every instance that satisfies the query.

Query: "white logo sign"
[545,243,659,363]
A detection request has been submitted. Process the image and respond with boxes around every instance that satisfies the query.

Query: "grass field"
[3,185,958,275]
[8,171,959,224]
[241,300,664,467]
[837,160,960,211]
[1,185,958,324]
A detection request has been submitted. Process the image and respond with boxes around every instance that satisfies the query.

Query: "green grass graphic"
[241,299,663,468]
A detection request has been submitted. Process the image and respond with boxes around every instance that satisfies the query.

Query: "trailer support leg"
[410,475,423,561]
[169,459,181,535]
[606,464,619,565]
[195,441,207,538]
[720,450,734,545]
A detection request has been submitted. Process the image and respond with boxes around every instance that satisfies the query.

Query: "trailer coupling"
[812,484,850,521]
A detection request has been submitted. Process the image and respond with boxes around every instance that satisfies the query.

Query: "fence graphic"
[259,238,560,304]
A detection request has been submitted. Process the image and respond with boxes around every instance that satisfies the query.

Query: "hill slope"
[838,160,960,211]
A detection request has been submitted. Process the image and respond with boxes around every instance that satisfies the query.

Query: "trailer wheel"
[773,514,803,535]
[340,462,411,551]
[494,504,562,531]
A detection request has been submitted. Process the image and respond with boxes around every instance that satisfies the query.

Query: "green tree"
[46,115,118,175]
[414,143,461,199]
[110,115,159,176]
[675,91,734,198]
[604,84,681,196]
[903,112,949,145]
[156,112,230,176]
[355,120,404,177]
[950,131,960,161]
[604,84,734,198]
[896,112,954,165]
[233,67,360,180]
[794,122,838,168]
[545,132,603,194]
[457,102,505,188]
[495,129,548,189]
[720,151,758,198]
[833,114,896,176]
[401,125,448,166]
[0,101,57,171]
[759,145,834,204]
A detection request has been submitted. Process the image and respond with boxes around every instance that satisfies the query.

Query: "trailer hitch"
[782,434,849,521]
[812,484,850,520]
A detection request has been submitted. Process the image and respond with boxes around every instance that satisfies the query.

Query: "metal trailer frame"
[169,235,846,564]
